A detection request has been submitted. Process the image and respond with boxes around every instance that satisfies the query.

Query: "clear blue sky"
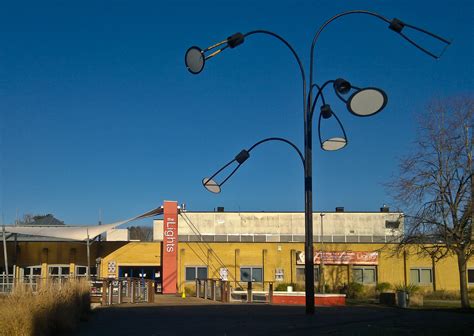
[1,0,473,225]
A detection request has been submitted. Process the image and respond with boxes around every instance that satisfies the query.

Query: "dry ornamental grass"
[0,280,90,336]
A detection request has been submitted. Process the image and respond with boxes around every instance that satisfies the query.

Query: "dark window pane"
[185,267,196,281]
[197,267,208,279]
[61,267,70,275]
[314,267,320,282]
[241,268,251,282]
[49,267,59,275]
[468,270,474,283]
[77,266,87,275]
[252,268,263,282]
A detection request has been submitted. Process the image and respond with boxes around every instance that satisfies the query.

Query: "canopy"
[2,206,163,241]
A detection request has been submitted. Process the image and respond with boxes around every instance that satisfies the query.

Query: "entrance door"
[118,266,162,293]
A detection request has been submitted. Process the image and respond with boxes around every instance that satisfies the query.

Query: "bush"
[395,283,420,295]
[0,279,90,336]
[274,283,304,291]
[342,282,364,299]
[376,282,392,293]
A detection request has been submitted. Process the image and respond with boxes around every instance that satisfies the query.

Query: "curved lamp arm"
[203,137,304,192]
[309,10,451,107]
[243,30,307,122]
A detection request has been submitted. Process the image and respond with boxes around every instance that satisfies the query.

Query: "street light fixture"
[185,10,450,315]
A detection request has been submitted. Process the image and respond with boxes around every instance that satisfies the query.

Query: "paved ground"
[77,296,474,336]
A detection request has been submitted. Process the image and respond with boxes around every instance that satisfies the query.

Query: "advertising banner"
[162,201,178,294]
[296,251,378,265]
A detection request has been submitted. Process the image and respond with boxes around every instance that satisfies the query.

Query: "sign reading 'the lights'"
[162,201,178,294]
[296,251,378,265]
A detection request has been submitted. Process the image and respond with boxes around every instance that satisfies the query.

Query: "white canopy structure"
[2,206,164,241]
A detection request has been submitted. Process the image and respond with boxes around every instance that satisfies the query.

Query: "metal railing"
[195,279,275,304]
[91,277,155,306]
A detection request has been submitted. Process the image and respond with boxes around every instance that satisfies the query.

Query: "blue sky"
[1,0,473,225]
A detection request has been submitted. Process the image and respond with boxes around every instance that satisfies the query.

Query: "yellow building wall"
[1,241,473,293]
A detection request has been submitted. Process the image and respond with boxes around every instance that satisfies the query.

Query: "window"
[48,265,70,278]
[240,267,263,282]
[25,266,42,279]
[353,266,376,284]
[185,266,208,281]
[385,220,400,229]
[296,266,320,282]
[75,266,97,277]
[410,268,432,284]
[468,269,474,284]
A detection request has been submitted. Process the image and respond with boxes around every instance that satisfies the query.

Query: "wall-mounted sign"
[275,268,284,281]
[296,251,378,265]
[219,268,229,281]
[107,260,116,274]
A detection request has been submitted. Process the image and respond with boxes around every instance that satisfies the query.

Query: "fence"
[195,279,274,304]
[0,276,154,306]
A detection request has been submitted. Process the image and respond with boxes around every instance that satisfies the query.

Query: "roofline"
[176,211,403,214]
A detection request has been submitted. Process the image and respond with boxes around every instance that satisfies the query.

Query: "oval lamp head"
[202,177,221,193]
[347,87,388,117]
[185,46,205,74]
[321,137,347,151]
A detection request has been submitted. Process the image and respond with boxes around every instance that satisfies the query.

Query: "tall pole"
[86,229,91,280]
[320,213,325,294]
[2,224,9,287]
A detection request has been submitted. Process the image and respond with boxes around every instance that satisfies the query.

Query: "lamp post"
[320,213,325,294]
[185,10,450,315]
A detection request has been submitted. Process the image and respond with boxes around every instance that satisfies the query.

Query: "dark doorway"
[118,266,162,293]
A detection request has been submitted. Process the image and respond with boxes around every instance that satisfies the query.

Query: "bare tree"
[389,96,473,308]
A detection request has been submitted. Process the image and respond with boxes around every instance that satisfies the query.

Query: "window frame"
[409,267,433,285]
[296,266,320,283]
[48,264,71,278]
[352,266,377,284]
[467,269,474,284]
[184,266,208,282]
[240,266,263,283]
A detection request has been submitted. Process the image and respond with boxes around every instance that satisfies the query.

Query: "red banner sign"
[162,201,178,294]
[296,251,378,265]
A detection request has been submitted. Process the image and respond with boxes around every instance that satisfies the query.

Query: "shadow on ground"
[77,301,474,336]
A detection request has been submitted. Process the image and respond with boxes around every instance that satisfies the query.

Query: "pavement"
[77,296,474,336]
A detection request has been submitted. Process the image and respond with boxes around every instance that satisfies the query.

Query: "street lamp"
[185,10,450,315]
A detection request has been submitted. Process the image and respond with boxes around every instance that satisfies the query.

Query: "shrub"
[394,283,420,295]
[424,290,459,300]
[376,282,392,293]
[0,279,90,336]
[342,282,364,299]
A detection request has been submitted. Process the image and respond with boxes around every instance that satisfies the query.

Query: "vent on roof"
[380,205,390,212]
[335,207,344,212]
[216,207,225,212]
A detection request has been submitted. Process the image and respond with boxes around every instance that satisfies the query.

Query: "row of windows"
[21,265,97,278]
[185,265,473,285]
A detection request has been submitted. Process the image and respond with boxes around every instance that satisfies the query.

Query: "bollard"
[101,280,108,306]
[212,280,216,301]
[148,280,154,303]
[118,281,123,304]
[130,280,135,304]
[203,279,208,300]
[108,281,113,305]
[227,282,231,302]
[196,279,200,298]
[247,281,253,303]
[269,282,273,304]
[220,281,226,302]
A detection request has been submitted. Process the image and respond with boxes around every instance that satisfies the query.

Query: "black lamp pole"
[185,10,450,315]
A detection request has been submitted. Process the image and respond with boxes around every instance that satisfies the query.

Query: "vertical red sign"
[162,201,178,294]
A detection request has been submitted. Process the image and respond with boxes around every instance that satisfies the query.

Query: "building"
[0,201,472,294]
